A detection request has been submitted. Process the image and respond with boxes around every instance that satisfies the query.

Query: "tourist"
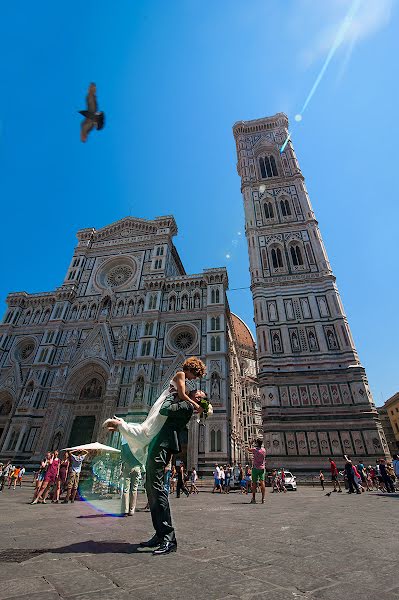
[248,439,266,504]
[344,456,361,494]
[219,465,225,492]
[6,465,15,488]
[244,465,252,494]
[8,466,21,489]
[17,466,25,487]
[63,449,89,503]
[176,462,189,498]
[189,468,199,494]
[32,453,51,500]
[54,452,70,502]
[357,460,369,490]
[212,464,221,493]
[393,455,399,480]
[120,439,142,516]
[0,463,4,491]
[170,465,177,495]
[379,458,395,493]
[224,464,231,493]
[32,451,60,504]
[281,468,286,490]
[328,458,342,492]
[164,458,172,495]
[319,471,325,491]
[352,464,364,492]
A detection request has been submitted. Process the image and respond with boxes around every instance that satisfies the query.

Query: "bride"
[103,357,207,465]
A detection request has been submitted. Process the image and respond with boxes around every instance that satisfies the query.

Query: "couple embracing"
[104,357,208,555]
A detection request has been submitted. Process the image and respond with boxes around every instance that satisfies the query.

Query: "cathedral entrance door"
[68,416,95,447]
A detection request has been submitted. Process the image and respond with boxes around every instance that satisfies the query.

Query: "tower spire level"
[233,114,388,469]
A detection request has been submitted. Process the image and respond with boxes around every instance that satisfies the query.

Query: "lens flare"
[280,0,363,154]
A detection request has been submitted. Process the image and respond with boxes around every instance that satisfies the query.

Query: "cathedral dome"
[231,313,256,349]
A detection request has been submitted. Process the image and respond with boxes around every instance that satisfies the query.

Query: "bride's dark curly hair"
[182,357,206,378]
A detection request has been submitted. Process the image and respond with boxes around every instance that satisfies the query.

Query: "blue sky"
[0,0,398,404]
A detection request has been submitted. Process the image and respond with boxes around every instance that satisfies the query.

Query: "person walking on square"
[32,451,60,503]
[319,471,325,491]
[212,464,221,493]
[248,438,266,504]
[328,458,342,492]
[379,458,395,493]
[17,466,25,488]
[104,357,206,556]
[189,468,199,494]
[176,462,189,498]
[344,456,361,494]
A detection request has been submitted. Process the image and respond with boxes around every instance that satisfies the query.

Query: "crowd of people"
[29,449,89,504]
[0,462,26,490]
[319,455,399,494]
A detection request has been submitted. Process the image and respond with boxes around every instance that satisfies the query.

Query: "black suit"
[145,396,193,544]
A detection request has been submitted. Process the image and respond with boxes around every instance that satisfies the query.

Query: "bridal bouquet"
[196,394,213,425]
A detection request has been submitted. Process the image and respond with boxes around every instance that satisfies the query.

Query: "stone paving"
[0,484,398,600]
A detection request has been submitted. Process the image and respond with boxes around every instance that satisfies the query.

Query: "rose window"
[173,330,195,351]
[106,265,133,287]
[19,342,35,361]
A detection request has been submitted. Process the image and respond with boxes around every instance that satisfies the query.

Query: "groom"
[105,389,205,555]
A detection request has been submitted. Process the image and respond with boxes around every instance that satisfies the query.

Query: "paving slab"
[0,486,398,600]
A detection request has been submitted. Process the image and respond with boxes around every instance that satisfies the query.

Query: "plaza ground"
[0,484,398,600]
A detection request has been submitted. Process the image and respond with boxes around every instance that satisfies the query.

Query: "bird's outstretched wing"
[86,83,98,113]
[80,118,95,143]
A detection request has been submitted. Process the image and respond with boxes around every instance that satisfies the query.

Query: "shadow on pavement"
[76,513,124,518]
[0,541,143,562]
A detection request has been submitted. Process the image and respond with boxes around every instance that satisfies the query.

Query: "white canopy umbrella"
[61,442,121,453]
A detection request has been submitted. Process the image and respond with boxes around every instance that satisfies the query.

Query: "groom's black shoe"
[152,541,177,555]
[139,535,161,548]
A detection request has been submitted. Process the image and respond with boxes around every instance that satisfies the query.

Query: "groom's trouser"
[145,443,176,543]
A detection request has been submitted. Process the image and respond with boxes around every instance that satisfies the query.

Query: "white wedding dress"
[116,379,195,466]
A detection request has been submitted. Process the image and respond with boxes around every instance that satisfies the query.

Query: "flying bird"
[78,83,105,143]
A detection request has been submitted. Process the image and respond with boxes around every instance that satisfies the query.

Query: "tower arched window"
[211,288,220,304]
[216,430,222,452]
[148,295,157,310]
[211,316,221,331]
[211,336,221,351]
[280,198,292,217]
[290,245,303,266]
[141,340,151,356]
[271,247,283,269]
[259,155,279,179]
[264,202,274,220]
[270,155,278,176]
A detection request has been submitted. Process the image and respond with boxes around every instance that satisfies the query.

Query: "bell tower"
[232,113,388,469]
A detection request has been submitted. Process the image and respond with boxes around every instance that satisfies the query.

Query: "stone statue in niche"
[318,297,329,317]
[291,332,299,351]
[194,295,200,308]
[134,379,144,402]
[127,302,134,316]
[169,296,176,311]
[182,296,188,310]
[273,334,281,353]
[211,373,220,400]
[268,302,277,321]
[80,378,102,400]
[285,300,294,320]
[327,330,337,349]
[308,331,317,350]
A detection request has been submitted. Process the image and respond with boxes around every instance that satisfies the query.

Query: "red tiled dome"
[231,313,256,349]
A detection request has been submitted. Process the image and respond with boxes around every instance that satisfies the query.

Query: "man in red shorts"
[328,457,342,492]
[248,439,266,504]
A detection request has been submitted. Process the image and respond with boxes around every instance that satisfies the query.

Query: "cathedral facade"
[0,216,259,472]
[233,113,389,470]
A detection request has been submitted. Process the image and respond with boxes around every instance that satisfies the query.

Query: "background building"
[233,113,389,470]
[383,392,399,455]
[0,216,259,472]
[377,405,397,457]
